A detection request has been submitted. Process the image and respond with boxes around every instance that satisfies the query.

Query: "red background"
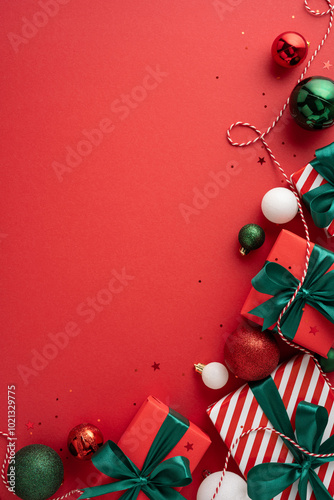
[1,1,334,498]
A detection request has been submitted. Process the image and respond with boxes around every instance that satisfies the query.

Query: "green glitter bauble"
[8,444,63,500]
[238,224,265,255]
[289,76,334,130]
[318,348,334,373]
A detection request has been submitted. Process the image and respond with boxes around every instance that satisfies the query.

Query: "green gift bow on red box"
[302,142,334,229]
[247,376,334,500]
[78,408,192,500]
[249,243,334,343]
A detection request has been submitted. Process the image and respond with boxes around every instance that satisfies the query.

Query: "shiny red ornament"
[67,423,104,460]
[223,325,280,381]
[271,32,308,68]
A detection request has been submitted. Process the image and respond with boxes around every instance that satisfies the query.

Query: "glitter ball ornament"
[238,224,265,255]
[197,471,250,500]
[318,348,334,372]
[261,187,299,224]
[223,325,280,381]
[67,423,104,460]
[8,444,63,500]
[289,76,334,130]
[271,31,308,68]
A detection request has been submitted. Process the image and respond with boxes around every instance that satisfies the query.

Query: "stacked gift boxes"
[208,227,334,500]
[208,354,334,500]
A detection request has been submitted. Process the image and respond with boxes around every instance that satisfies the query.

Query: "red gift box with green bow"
[78,396,211,499]
[241,230,334,357]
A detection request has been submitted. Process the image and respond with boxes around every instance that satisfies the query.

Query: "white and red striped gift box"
[291,163,334,237]
[207,355,334,500]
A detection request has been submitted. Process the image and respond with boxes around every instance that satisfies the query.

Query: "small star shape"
[152,362,160,371]
[184,442,193,451]
[25,421,34,430]
[309,326,319,335]
[323,60,332,70]
[257,157,266,165]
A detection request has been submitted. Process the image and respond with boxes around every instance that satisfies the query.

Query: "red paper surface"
[1,1,334,499]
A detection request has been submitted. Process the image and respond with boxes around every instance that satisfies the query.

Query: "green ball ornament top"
[318,348,334,373]
[289,76,334,130]
[238,224,265,255]
[8,444,63,500]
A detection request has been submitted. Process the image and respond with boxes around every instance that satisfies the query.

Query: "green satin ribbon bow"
[78,407,192,500]
[247,376,334,500]
[249,243,334,341]
[303,142,334,228]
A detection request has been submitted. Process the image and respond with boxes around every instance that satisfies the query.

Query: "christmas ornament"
[67,423,104,460]
[289,76,334,130]
[318,348,334,372]
[223,325,280,381]
[261,187,298,224]
[238,224,265,255]
[194,362,229,389]
[271,31,308,68]
[8,444,63,500]
[197,471,249,500]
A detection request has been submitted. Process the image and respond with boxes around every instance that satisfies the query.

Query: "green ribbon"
[78,408,192,500]
[249,243,334,341]
[247,376,334,500]
[302,142,334,228]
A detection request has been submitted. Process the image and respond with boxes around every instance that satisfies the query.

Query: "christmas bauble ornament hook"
[194,362,229,389]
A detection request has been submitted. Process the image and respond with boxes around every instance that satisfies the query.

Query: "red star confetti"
[257,157,266,165]
[151,362,160,371]
[323,60,332,70]
[184,442,193,451]
[309,326,319,335]
[25,421,34,430]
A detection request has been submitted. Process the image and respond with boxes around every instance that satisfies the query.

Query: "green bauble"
[289,76,334,130]
[8,444,63,500]
[318,348,334,373]
[238,224,265,255]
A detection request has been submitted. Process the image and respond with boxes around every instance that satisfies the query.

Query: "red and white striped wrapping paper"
[207,355,334,500]
[291,163,334,237]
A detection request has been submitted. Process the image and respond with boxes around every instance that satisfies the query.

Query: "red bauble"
[271,32,308,68]
[67,423,104,460]
[223,325,280,381]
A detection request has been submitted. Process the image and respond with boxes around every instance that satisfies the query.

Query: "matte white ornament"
[194,362,229,389]
[196,471,250,500]
[261,187,299,224]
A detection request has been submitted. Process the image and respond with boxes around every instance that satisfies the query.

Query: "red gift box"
[108,396,211,499]
[291,158,334,238]
[241,229,334,357]
[207,354,334,500]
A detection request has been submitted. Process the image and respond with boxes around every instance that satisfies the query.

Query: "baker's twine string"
[210,1,334,499]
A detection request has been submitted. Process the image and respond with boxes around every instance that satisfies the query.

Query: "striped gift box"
[291,163,334,237]
[207,355,334,500]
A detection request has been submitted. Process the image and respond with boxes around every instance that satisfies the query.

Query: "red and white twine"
[212,0,334,498]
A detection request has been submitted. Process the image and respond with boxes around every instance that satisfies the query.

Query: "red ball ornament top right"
[271,31,308,68]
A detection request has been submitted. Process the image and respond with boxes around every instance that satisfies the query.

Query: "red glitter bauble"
[223,325,280,381]
[271,32,308,68]
[67,423,104,460]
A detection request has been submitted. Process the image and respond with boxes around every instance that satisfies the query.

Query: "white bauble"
[196,471,250,500]
[261,187,298,224]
